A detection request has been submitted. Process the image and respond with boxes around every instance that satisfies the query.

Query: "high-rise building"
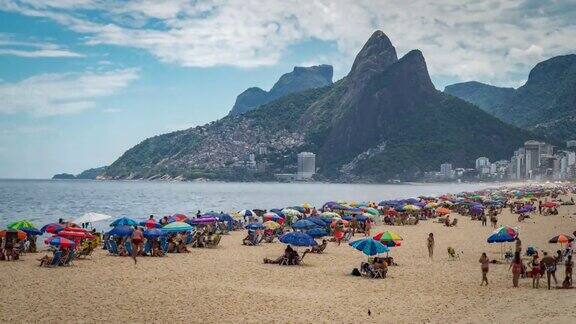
[296,152,316,180]
[524,140,541,179]
[440,163,453,178]
[475,157,490,170]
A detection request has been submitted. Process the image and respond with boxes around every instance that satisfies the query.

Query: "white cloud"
[0,33,84,58]
[1,0,575,86]
[0,68,139,116]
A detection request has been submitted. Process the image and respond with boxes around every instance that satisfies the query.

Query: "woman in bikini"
[509,252,523,287]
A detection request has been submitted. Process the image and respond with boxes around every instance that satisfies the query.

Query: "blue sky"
[1,0,575,178]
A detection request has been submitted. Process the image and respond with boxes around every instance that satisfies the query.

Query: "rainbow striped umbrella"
[373,231,403,242]
[487,226,518,243]
[45,236,75,248]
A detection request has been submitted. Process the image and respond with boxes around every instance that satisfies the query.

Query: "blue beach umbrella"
[215,213,234,222]
[144,228,166,238]
[246,223,265,230]
[306,228,328,238]
[110,217,138,227]
[107,225,134,237]
[306,217,328,227]
[349,238,390,256]
[279,232,318,247]
[21,227,42,236]
[292,219,319,230]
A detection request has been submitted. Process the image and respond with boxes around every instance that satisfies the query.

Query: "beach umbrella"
[292,219,319,230]
[279,232,317,247]
[385,208,397,216]
[263,212,281,221]
[282,208,302,218]
[7,220,36,230]
[330,219,349,228]
[373,231,403,242]
[306,216,328,227]
[436,207,451,215]
[0,229,27,240]
[306,228,327,238]
[549,234,574,244]
[58,230,94,239]
[238,210,256,217]
[110,217,138,227]
[72,212,112,224]
[349,238,390,256]
[302,202,312,209]
[143,228,166,238]
[263,221,281,230]
[21,227,42,236]
[321,211,340,218]
[215,213,234,222]
[40,223,64,234]
[362,207,379,216]
[172,214,188,221]
[425,202,438,209]
[162,221,193,233]
[487,226,518,243]
[44,236,75,248]
[542,202,558,208]
[140,219,161,229]
[190,217,217,225]
[246,223,265,230]
[107,225,134,237]
[289,206,306,213]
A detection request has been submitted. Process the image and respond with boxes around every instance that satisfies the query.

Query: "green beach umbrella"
[363,207,379,216]
[7,220,36,230]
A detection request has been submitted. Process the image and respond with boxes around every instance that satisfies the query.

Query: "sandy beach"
[1,198,575,323]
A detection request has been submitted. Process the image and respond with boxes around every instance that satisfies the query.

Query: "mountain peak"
[229,64,333,116]
[349,30,398,79]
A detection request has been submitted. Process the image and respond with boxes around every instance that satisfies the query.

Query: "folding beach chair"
[108,240,119,255]
[44,251,62,268]
[143,240,152,255]
[62,250,75,266]
[124,241,134,256]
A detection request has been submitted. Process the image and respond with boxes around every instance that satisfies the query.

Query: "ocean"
[0,179,500,228]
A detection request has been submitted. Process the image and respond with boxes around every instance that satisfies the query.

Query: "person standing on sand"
[364,219,371,237]
[479,253,489,285]
[509,252,523,287]
[565,255,573,286]
[131,226,143,264]
[427,233,434,259]
[529,255,541,288]
[538,200,542,214]
[540,252,558,289]
[515,237,522,254]
[481,212,487,227]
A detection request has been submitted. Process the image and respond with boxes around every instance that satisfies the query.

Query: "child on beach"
[479,253,489,285]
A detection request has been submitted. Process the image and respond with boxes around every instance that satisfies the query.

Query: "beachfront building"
[524,140,541,179]
[296,152,316,180]
[440,163,453,179]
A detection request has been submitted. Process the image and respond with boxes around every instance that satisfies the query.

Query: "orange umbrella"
[0,229,27,240]
[436,207,451,215]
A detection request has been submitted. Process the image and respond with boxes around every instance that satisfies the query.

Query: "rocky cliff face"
[101,30,534,182]
[228,65,333,116]
[445,54,576,142]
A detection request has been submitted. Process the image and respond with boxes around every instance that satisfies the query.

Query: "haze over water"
[0,179,498,228]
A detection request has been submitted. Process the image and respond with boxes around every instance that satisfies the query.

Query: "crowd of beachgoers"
[1,183,575,290]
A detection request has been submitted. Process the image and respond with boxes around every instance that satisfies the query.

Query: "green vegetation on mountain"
[445,54,576,142]
[101,30,536,182]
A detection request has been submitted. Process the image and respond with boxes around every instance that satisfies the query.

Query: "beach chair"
[360,262,383,278]
[206,234,222,248]
[125,241,134,256]
[143,240,152,255]
[160,237,169,254]
[343,231,353,242]
[41,251,62,268]
[62,250,75,266]
[108,240,119,255]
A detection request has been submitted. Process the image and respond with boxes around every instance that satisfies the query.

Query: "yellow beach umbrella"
[263,221,281,230]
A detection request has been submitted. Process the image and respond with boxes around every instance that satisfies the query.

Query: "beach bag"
[351,268,361,276]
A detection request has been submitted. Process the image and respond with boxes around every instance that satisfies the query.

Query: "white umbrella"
[73,212,112,224]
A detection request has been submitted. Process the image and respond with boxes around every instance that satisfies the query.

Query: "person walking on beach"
[541,252,558,289]
[565,255,573,286]
[530,255,541,288]
[509,252,523,287]
[131,226,143,264]
[427,233,434,259]
[490,213,498,229]
[481,212,487,227]
[479,253,490,285]
[538,200,542,214]
[364,219,371,237]
[350,215,359,237]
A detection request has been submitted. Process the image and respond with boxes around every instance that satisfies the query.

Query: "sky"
[0,0,575,178]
